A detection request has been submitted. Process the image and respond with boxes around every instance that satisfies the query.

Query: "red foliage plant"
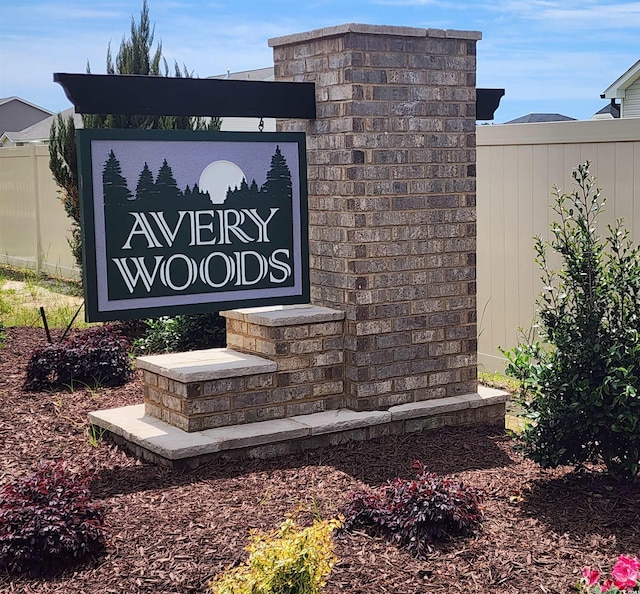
[24,324,133,391]
[0,460,108,575]
[340,462,485,559]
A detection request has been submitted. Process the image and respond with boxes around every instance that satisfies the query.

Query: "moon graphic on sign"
[198,160,246,204]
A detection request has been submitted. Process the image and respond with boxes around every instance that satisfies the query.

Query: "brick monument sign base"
[89,24,507,467]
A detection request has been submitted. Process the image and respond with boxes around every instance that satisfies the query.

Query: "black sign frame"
[77,129,310,321]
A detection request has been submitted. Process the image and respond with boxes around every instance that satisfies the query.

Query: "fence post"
[30,143,42,275]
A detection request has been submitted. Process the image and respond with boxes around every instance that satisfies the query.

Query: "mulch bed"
[1,326,638,593]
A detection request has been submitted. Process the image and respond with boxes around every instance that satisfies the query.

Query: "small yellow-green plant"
[209,517,340,594]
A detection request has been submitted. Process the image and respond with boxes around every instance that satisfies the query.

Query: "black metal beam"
[55,73,504,122]
[476,88,505,120]
[53,73,317,119]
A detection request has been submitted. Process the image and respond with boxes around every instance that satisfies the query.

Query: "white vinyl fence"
[0,144,78,279]
[477,118,640,373]
[1,119,639,375]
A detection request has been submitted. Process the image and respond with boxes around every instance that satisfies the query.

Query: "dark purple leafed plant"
[24,324,133,391]
[341,461,485,559]
[0,460,108,574]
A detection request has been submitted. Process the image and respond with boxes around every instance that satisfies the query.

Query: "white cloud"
[485,0,640,29]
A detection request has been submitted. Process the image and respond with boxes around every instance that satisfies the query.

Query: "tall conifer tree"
[49,113,81,266]
[49,0,221,270]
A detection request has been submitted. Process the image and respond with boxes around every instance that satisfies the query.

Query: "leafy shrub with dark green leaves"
[502,162,640,482]
[132,312,226,355]
[24,324,133,391]
[340,462,484,559]
[0,460,107,575]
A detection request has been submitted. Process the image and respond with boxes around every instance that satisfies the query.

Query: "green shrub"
[24,324,133,391]
[502,162,640,482]
[132,312,226,355]
[210,517,340,594]
[340,462,484,559]
[0,460,107,575]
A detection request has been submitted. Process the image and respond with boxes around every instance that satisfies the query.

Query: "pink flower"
[601,578,614,592]
[582,567,601,587]
[612,555,639,590]
[617,554,640,573]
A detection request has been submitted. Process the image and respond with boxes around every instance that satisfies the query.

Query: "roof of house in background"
[592,101,620,119]
[0,96,54,114]
[1,107,81,145]
[209,67,274,81]
[602,59,640,99]
[503,113,577,124]
[0,96,55,141]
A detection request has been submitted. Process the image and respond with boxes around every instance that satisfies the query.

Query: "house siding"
[622,79,640,118]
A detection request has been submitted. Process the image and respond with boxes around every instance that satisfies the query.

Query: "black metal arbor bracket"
[476,88,505,121]
[54,73,504,121]
[53,73,317,119]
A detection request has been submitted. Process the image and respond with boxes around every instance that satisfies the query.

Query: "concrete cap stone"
[477,385,511,402]
[390,396,471,420]
[88,387,507,462]
[390,387,509,421]
[89,405,222,460]
[136,348,277,382]
[201,418,310,450]
[269,23,481,47]
[290,408,392,435]
[221,304,345,327]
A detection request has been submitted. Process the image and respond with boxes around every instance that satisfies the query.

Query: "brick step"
[137,304,346,432]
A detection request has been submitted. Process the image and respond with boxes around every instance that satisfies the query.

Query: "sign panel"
[77,130,309,321]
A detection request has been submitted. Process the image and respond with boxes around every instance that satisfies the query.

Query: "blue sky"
[1,0,638,123]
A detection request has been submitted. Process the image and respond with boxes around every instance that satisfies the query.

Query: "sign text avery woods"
[114,208,291,292]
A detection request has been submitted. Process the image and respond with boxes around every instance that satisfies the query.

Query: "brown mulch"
[1,326,638,594]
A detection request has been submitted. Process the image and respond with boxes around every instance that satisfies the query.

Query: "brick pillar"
[269,24,480,411]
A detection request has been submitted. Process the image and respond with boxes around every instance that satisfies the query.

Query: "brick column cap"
[222,304,345,327]
[268,22,482,47]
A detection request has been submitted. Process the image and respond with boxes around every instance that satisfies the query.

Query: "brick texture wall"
[269,24,480,411]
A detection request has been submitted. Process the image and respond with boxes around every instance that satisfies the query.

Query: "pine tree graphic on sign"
[102,150,132,205]
[135,162,155,202]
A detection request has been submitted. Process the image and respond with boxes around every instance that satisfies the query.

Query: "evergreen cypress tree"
[49,0,222,270]
[49,113,82,267]
[135,162,155,201]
